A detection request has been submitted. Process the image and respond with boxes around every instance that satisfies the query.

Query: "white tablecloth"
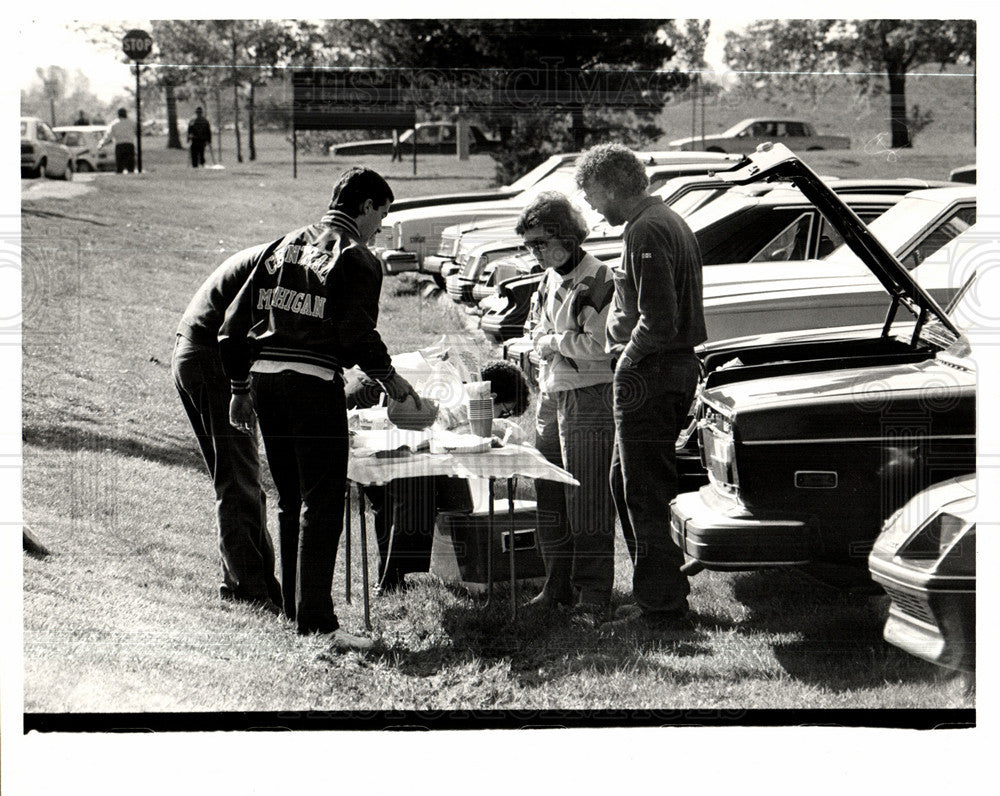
[347,442,579,487]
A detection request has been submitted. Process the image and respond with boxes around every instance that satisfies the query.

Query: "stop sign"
[122,29,153,61]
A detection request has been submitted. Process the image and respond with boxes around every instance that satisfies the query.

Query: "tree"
[724,19,976,148]
[827,19,976,148]
[327,20,689,180]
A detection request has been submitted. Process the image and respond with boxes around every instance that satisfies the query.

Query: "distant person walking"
[74,110,89,125]
[187,107,212,168]
[98,108,136,173]
[390,129,402,162]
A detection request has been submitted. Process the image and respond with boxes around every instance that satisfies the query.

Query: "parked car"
[373,151,738,279]
[478,180,941,339]
[21,116,74,179]
[387,152,581,214]
[869,475,976,672]
[329,121,500,157]
[667,143,978,577]
[668,118,851,154]
[53,125,113,172]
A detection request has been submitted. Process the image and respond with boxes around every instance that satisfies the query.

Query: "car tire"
[706,147,726,153]
[807,146,825,151]
[432,272,447,290]
[76,161,94,173]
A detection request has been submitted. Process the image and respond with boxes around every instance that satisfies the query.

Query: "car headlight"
[896,512,971,566]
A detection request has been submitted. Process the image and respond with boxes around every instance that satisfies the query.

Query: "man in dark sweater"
[219,167,420,645]
[576,143,707,633]
[173,248,283,613]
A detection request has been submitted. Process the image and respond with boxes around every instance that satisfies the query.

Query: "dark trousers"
[252,370,349,633]
[171,335,280,603]
[610,351,700,615]
[190,140,207,167]
[114,143,135,173]
[534,384,617,607]
[364,476,472,589]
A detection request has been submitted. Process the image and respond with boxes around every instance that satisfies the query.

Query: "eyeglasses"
[523,236,555,254]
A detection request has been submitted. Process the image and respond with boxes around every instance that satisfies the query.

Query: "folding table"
[342,441,578,628]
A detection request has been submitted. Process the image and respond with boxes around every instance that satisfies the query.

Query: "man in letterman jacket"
[219,167,420,645]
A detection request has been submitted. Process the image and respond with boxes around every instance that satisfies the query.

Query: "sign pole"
[122,29,153,174]
[135,63,143,173]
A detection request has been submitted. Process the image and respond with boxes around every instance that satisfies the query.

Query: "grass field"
[18,98,976,719]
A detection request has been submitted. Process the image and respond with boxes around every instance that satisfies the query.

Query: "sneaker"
[523,591,573,610]
[569,602,612,629]
[330,629,375,652]
[599,604,693,635]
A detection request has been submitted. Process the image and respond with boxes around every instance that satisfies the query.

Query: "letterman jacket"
[218,210,396,388]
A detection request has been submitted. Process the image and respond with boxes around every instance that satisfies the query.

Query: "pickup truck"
[669,118,850,154]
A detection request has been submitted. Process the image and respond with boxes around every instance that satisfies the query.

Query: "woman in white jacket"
[517,192,618,626]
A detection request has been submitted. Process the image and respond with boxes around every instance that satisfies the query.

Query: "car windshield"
[683,187,766,232]
[507,156,564,192]
[516,164,580,204]
[824,193,974,265]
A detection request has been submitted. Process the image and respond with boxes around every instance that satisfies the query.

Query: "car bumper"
[377,250,420,274]
[669,487,819,569]
[423,255,454,275]
[869,557,975,671]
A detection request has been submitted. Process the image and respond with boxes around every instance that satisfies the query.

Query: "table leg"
[508,477,517,621]
[357,483,372,631]
[486,477,495,606]
[344,483,352,605]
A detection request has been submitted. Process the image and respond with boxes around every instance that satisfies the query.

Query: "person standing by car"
[187,107,212,168]
[173,253,283,613]
[98,108,136,173]
[219,167,421,647]
[516,192,618,627]
[575,143,707,633]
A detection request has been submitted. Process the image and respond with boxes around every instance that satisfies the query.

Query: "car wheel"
[706,146,726,153]
[432,272,447,290]
[76,161,94,173]
[61,161,73,181]
[807,146,825,151]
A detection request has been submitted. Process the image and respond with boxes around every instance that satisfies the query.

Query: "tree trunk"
[248,82,256,161]
[886,64,911,149]
[232,35,243,163]
[165,84,183,150]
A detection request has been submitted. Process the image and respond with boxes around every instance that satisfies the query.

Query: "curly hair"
[514,191,590,248]
[480,360,531,417]
[574,143,648,198]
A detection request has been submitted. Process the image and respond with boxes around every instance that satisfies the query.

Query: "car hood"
[703,144,960,338]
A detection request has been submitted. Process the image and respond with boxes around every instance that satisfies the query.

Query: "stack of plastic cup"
[466,381,493,438]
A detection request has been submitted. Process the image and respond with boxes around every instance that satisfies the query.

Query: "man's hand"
[229,393,257,435]
[534,333,559,361]
[380,373,422,408]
